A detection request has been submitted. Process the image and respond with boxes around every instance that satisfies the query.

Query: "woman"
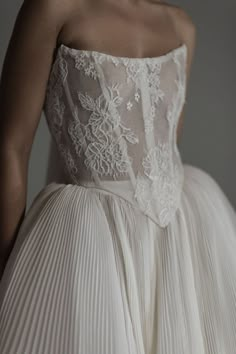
[0,0,236,353]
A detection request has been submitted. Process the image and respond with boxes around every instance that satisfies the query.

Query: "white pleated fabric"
[0,164,236,354]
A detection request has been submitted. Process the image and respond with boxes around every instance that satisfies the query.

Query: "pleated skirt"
[0,164,236,354]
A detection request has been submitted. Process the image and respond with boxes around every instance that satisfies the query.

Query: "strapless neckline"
[45,38,187,228]
[57,42,187,63]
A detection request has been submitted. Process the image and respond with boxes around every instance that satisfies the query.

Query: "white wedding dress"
[0,42,236,354]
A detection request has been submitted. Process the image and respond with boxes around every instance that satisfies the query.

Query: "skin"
[0,0,196,278]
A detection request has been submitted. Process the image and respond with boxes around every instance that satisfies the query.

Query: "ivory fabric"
[43,43,187,228]
[0,43,236,354]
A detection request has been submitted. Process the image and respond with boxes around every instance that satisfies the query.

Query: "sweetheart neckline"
[57,42,187,62]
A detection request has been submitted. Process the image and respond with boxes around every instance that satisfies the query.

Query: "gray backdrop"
[1,0,235,211]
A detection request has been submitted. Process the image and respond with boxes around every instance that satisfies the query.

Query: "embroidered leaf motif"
[78,92,96,111]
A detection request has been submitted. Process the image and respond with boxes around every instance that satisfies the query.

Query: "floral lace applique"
[44,44,187,227]
[125,90,141,113]
[142,62,166,134]
[142,143,170,180]
[126,101,133,111]
[133,51,186,226]
[74,53,99,80]
[134,143,182,227]
[68,83,139,179]
[135,92,140,102]
[45,56,81,180]
[148,63,165,105]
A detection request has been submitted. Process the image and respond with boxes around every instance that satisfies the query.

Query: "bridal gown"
[0,42,236,354]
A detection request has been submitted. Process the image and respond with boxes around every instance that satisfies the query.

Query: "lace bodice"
[43,43,187,228]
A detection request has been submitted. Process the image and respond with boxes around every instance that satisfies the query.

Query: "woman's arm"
[171,7,196,145]
[0,0,69,278]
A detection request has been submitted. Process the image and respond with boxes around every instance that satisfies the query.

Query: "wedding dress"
[0,42,236,354]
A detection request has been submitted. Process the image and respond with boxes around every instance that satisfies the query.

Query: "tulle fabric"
[0,164,236,354]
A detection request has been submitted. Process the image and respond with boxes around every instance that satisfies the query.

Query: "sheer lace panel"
[43,43,187,227]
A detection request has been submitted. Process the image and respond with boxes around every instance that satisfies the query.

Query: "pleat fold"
[0,164,236,354]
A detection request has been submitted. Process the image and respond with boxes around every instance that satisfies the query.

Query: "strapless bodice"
[43,43,187,227]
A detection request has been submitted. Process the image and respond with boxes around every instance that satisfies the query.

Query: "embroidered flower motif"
[134,175,152,212]
[144,118,154,134]
[67,83,139,178]
[143,105,156,134]
[135,92,140,102]
[150,106,155,118]
[134,162,182,227]
[75,54,98,80]
[127,101,133,111]
[142,143,170,180]
[148,75,165,107]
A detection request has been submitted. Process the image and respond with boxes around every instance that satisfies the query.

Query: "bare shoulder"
[166,5,197,80]
[21,0,73,29]
[167,5,196,50]
[162,5,196,141]
[22,0,71,15]
[150,2,196,49]
[0,0,76,156]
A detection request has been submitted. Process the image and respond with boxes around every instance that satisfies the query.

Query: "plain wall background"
[0,0,235,211]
